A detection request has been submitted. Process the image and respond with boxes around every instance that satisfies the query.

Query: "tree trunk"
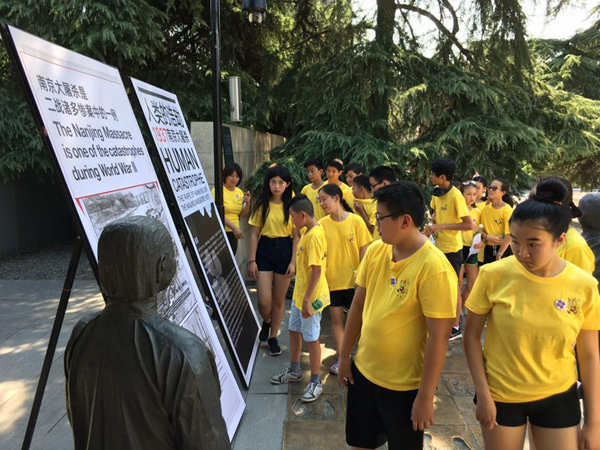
[372,0,396,139]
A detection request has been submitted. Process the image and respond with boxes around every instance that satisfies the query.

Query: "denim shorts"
[288,303,322,342]
[256,236,292,275]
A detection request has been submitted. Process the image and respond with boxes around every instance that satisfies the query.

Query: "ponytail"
[511,178,570,238]
[319,183,353,213]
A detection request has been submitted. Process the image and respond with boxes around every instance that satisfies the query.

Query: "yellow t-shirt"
[478,203,512,262]
[301,182,327,221]
[293,225,330,312]
[354,198,380,240]
[430,186,470,253]
[466,256,600,403]
[248,202,293,238]
[475,200,487,209]
[211,186,243,232]
[354,239,458,390]
[318,213,372,291]
[336,182,355,211]
[557,228,595,275]
[462,207,481,247]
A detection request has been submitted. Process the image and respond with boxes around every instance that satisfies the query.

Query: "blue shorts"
[288,303,322,342]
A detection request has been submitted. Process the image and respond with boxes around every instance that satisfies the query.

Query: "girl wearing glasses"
[459,182,481,303]
[318,183,372,375]
[248,166,299,356]
[479,179,513,265]
[464,178,600,450]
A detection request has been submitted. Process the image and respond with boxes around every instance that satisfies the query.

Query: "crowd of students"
[213,157,600,450]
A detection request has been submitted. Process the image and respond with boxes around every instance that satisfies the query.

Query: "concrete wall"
[190,122,286,276]
[0,172,75,255]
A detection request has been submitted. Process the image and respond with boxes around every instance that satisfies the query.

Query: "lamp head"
[243,0,267,25]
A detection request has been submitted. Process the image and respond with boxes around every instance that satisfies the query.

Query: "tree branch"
[396,2,476,66]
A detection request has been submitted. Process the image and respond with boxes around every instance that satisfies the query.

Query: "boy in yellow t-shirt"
[271,195,329,403]
[352,174,380,240]
[300,158,327,220]
[338,181,457,449]
[326,159,355,211]
[424,158,472,340]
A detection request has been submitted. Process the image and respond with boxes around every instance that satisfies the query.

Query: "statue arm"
[173,350,231,450]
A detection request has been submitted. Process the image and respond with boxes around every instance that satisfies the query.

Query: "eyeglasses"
[488,186,500,191]
[370,180,383,190]
[375,212,395,224]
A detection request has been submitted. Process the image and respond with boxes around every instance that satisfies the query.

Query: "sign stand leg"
[21,237,84,450]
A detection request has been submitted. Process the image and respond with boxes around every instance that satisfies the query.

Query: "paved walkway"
[1,277,503,450]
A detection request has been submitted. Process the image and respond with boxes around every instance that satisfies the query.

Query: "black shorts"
[226,231,238,254]
[480,245,513,266]
[256,236,292,275]
[330,289,354,308]
[444,250,463,276]
[462,246,478,266]
[474,384,580,428]
[346,363,423,449]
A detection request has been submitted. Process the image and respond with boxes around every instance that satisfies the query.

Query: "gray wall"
[190,122,286,276]
[0,172,75,255]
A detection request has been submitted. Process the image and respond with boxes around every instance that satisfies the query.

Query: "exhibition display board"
[3,25,245,439]
[131,78,260,387]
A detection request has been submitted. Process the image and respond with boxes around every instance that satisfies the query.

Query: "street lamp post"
[211,0,267,221]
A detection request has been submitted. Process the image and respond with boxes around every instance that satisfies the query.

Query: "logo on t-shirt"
[554,298,580,315]
[298,246,304,254]
[349,233,355,242]
[494,218,503,225]
[396,280,408,295]
[441,205,448,211]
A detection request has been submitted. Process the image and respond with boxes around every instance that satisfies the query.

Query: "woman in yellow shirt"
[318,183,372,375]
[459,181,481,304]
[479,179,513,265]
[464,179,600,450]
[211,163,250,254]
[248,166,299,356]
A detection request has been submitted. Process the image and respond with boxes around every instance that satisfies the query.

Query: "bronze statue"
[65,216,230,450]
[580,194,600,283]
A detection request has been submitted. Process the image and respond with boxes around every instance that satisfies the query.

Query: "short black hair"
[368,166,397,184]
[288,194,314,217]
[223,163,242,186]
[473,175,488,187]
[326,159,344,171]
[431,157,456,181]
[374,181,425,228]
[345,162,363,174]
[304,158,323,171]
[353,174,371,192]
[511,178,570,239]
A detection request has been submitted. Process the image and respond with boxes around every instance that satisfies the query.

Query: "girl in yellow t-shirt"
[248,166,299,356]
[211,163,250,255]
[318,183,372,375]
[464,179,600,450]
[548,177,594,275]
[473,175,488,209]
[459,181,481,304]
[479,179,513,265]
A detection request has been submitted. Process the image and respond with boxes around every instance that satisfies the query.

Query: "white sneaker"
[301,381,323,402]
[270,368,302,385]
[330,361,339,375]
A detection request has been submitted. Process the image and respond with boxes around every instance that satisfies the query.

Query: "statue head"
[579,194,600,232]
[98,216,176,301]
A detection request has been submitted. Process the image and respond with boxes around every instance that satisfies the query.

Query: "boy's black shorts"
[444,250,463,276]
[330,289,354,309]
[473,383,580,428]
[346,363,423,450]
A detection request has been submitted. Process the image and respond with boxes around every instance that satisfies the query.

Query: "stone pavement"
[0,277,524,450]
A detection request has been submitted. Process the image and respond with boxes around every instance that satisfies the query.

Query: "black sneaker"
[259,320,271,342]
[449,327,462,341]
[267,337,281,356]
